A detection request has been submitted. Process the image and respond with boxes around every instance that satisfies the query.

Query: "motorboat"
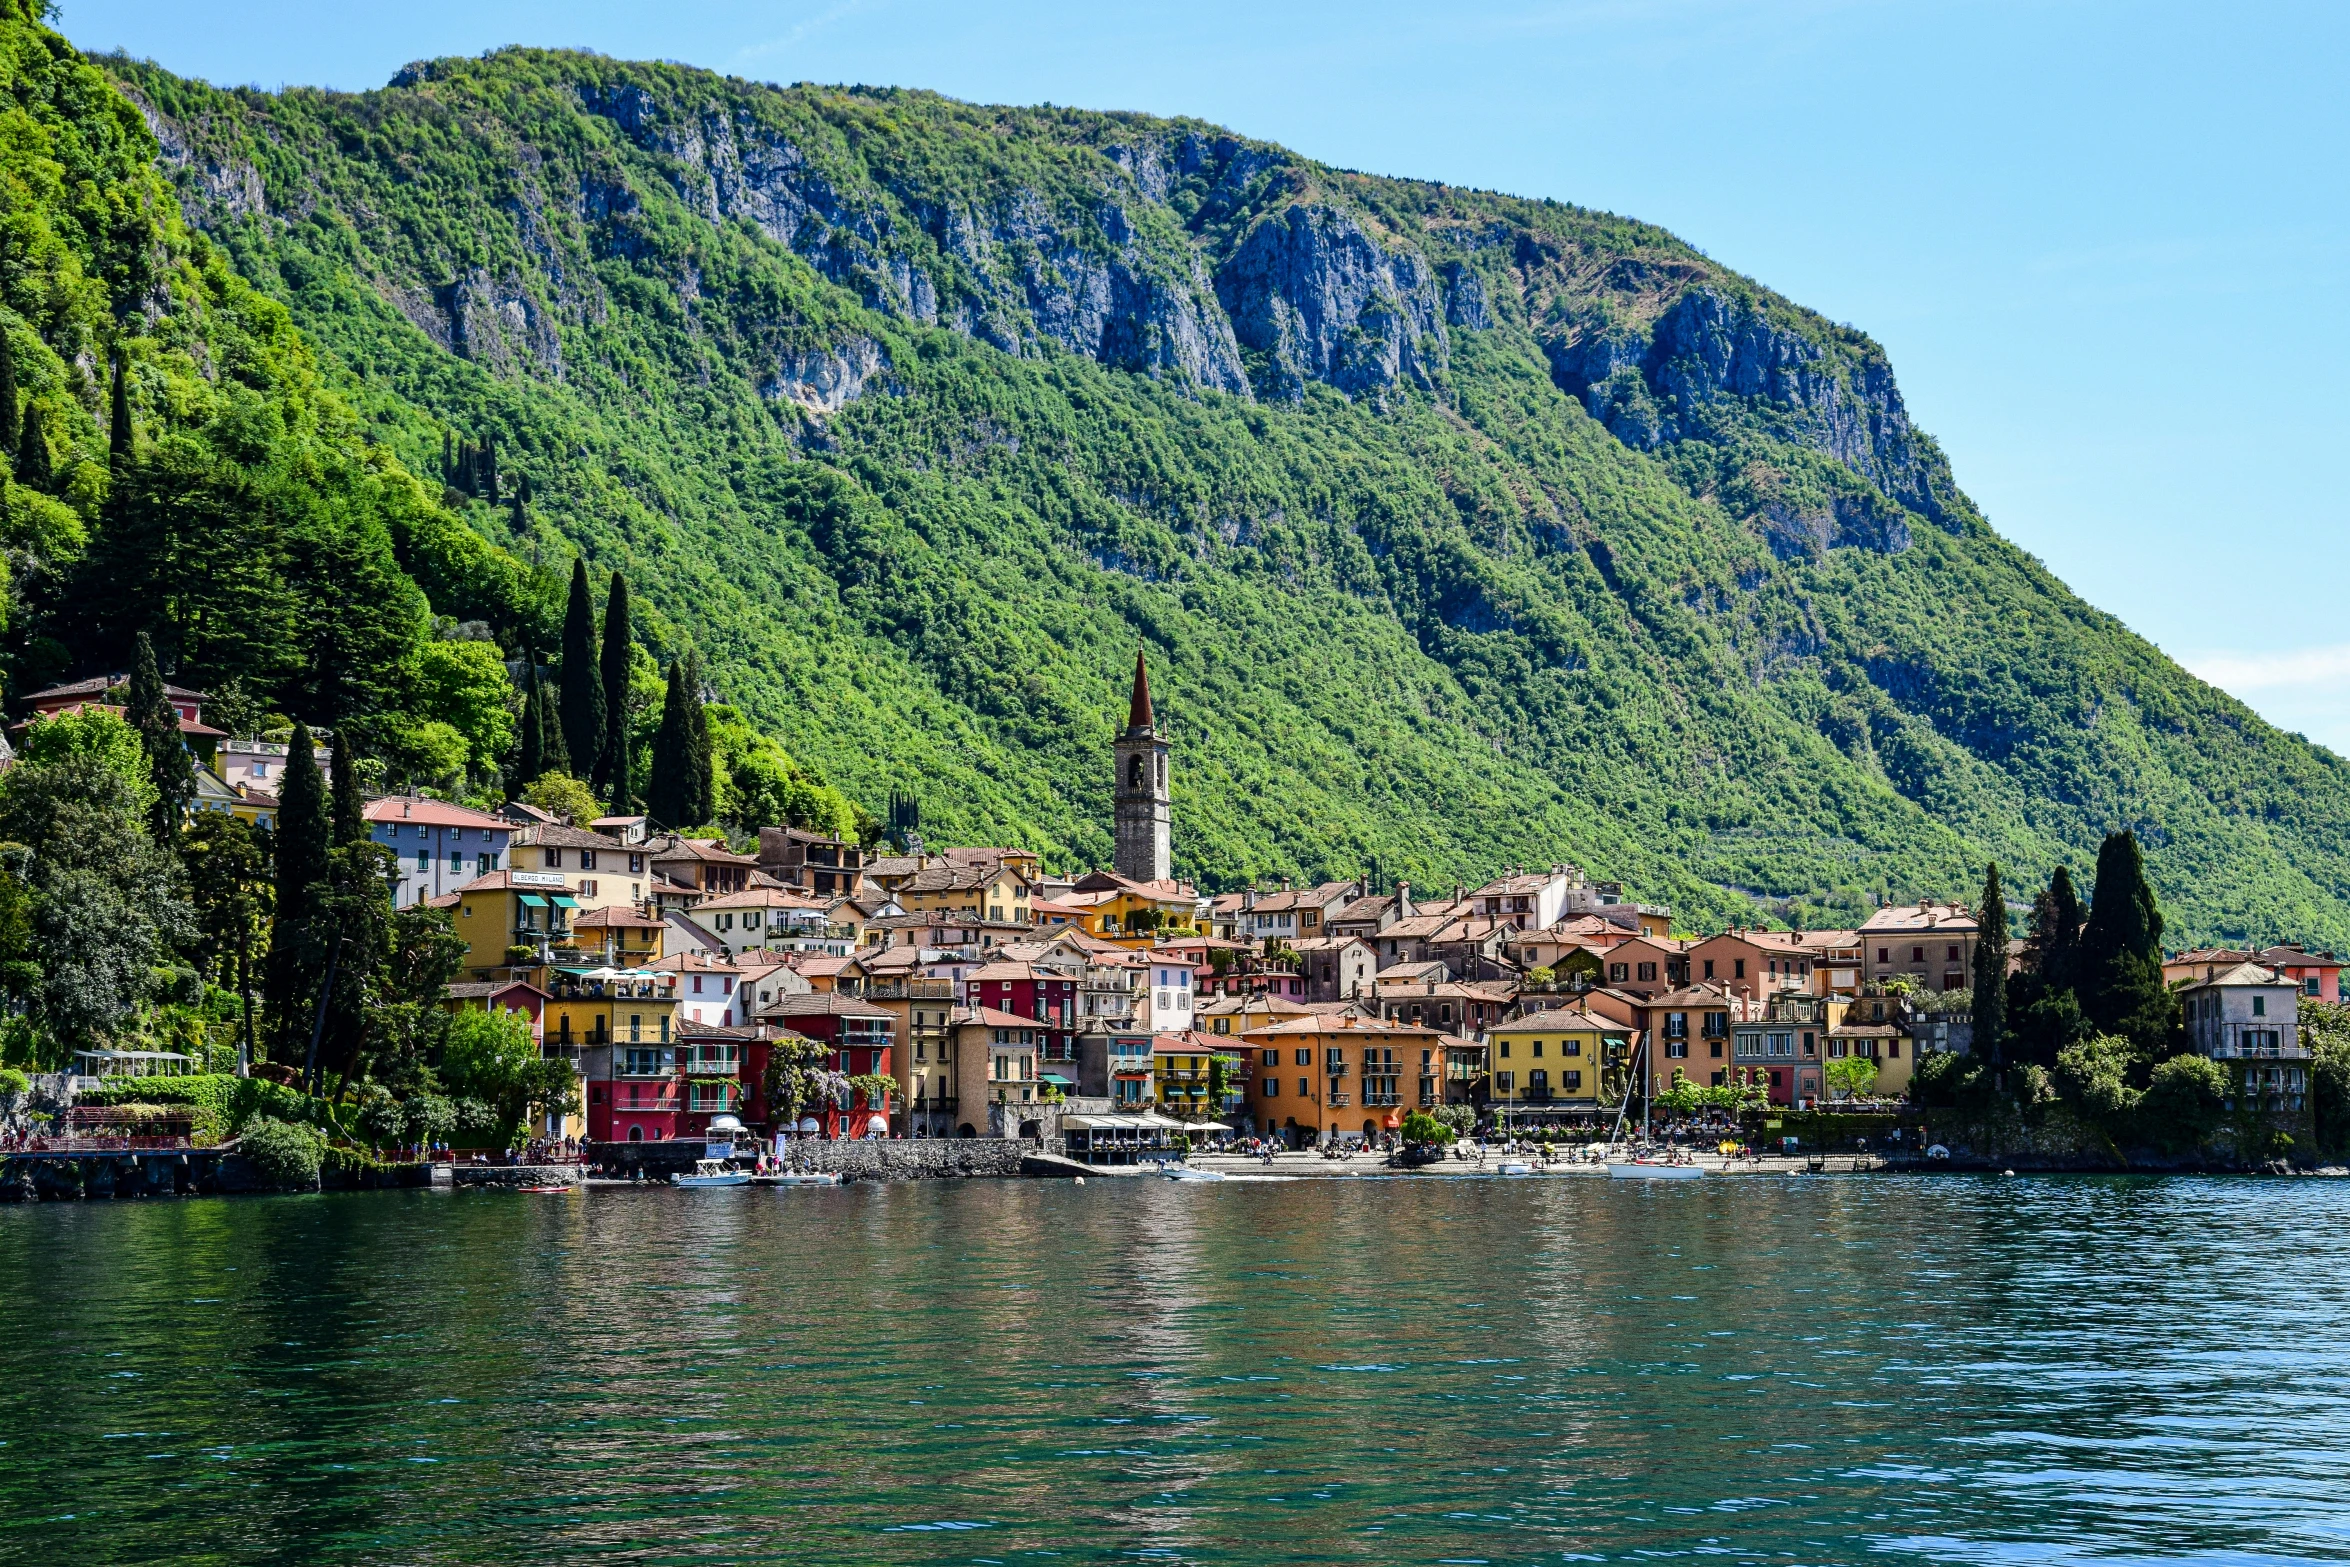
[674,1159,751,1188]
[1607,1159,1704,1180]
[1496,1160,1534,1177]
[1162,1164,1226,1182]
[755,1171,842,1187]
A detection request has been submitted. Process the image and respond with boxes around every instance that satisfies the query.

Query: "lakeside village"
[2,647,2341,1190]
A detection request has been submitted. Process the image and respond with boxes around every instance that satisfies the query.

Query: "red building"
[965,959,1080,1070]
[759,992,896,1137]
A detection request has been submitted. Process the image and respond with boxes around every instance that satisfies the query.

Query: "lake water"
[2,1174,2347,1565]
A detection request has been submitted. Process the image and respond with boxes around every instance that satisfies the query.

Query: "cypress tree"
[541,672,571,777]
[508,486,526,537]
[1971,862,2008,1078]
[595,571,633,803]
[646,659,689,827]
[107,350,132,469]
[683,648,714,826]
[265,724,331,1052]
[558,558,605,786]
[16,402,48,491]
[329,733,366,847]
[2037,866,2084,995]
[0,325,18,460]
[126,631,194,843]
[441,429,454,488]
[2081,830,2177,1064]
[516,650,546,791]
[481,434,499,504]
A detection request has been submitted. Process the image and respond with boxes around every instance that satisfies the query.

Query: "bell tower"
[1113,649,1172,883]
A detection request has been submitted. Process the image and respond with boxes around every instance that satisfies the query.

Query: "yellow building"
[1152,1030,1233,1124]
[1240,1013,1447,1146]
[542,970,681,1055]
[1062,870,1201,947]
[570,905,668,969]
[1486,1007,1632,1117]
[435,869,584,981]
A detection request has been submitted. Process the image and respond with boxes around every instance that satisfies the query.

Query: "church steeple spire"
[1113,648,1172,883]
[1127,647,1155,732]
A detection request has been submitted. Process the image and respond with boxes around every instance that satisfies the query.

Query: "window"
[1564,1070,1582,1090]
[581,850,597,871]
[1710,1040,1723,1058]
[1888,1041,1900,1059]
[1666,1040,1687,1058]
[1263,1049,1279,1068]
[1911,946,1925,963]
[2253,995,2267,1016]
[1532,1040,1544,1058]
[2307,977,2322,997]
[1734,959,1746,979]
[1497,1071,1515,1092]
[1499,1041,1511,1059]
[1703,960,1715,980]
[1298,1078,1309,1096]
[1610,963,1628,982]
[416,849,430,870]
[1263,1078,1279,1097]
[630,1014,642,1042]
[1296,1049,1310,1066]
[477,853,493,874]
[1637,962,1656,982]
[1529,1069,1549,1092]
[545,849,563,869]
[1947,944,1960,962]
[1878,948,1889,964]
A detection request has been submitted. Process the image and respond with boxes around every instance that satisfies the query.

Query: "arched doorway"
[1018,1119,1042,1139]
[958,1123,976,1138]
[627,1125,643,1142]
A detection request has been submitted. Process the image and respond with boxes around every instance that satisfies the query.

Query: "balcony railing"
[1327,1092,1351,1106]
[683,1048,743,1076]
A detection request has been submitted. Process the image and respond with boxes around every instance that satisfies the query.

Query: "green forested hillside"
[26,24,2350,941]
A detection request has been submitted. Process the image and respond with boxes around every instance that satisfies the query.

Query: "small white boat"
[757,1171,842,1187]
[1163,1164,1226,1182]
[1607,1161,1705,1180]
[674,1159,751,1188]
[1496,1160,1534,1177]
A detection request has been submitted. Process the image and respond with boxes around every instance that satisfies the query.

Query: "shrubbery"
[238,1116,324,1191]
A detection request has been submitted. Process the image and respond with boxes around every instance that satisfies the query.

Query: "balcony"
[1362,1092,1400,1107]
[1327,1092,1351,1106]
[682,1047,743,1076]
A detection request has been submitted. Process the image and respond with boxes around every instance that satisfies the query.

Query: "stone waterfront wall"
[777,1138,1031,1182]
[447,1163,582,1189]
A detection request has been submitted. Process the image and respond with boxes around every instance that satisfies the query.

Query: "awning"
[1041,1073,1074,1087]
[551,895,580,908]
[518,894,548,907]
[1186,1121,1233,1133]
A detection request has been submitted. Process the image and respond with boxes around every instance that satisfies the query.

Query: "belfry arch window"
[1128,753,1145,790]
[1155,754,1165,787]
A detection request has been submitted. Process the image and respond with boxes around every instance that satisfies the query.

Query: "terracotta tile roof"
[365,796,513,830]
[519,823,627,849]
[1493,1006,1628,1033]
[761,992,895,1020]
[956,1005,1059,1031]
[1245,1013,1443,1037]
[569,905,666,929]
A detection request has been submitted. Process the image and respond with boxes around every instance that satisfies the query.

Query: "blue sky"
[59,0,2350,745]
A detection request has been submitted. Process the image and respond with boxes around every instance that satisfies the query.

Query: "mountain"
[56,31,2350,941]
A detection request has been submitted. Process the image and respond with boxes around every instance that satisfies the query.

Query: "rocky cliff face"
[140,58,1963,534]
[1214,203,1448,400]
[1545,289,1952,528]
